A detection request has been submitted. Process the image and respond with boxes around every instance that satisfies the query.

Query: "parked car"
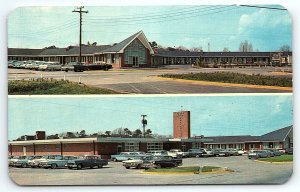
[248,150,269,159]
[263,149,275,157]
[39,155,78,169]
[8,156,21,167]
[14,156,42,168]
[28,155,53,168]
[38,62,62,71]
[61,62,79,72]
[31,61,44,70]
[111,152,146,162]
[146,150,168,156]
[237,149,245,155]
[227,148,239,156]
[167,149,187,158]
[73,63,112,72]
[200,148,215,157]
[67,155,108,170]
[213,149,230,157]
[285,148,293,155]
[152,155,182,168]
[122,156,147,169]
[187,148,205,157]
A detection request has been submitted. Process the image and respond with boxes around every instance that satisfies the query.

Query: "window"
[124,39,146,65]
[124,142,139,152]
[147,142,163,151]
[111,54,115,63]
[192,142,201,149]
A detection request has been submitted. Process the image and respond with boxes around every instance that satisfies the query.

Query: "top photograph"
[7,5,292,94]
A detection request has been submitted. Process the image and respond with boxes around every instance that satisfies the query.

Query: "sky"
[8,94,293,140]
[7,5,292,51]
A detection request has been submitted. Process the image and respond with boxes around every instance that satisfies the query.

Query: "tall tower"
[173,110,190,139]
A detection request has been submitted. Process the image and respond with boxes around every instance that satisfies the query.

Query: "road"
[8,66,292,94]
[9,156,293,185]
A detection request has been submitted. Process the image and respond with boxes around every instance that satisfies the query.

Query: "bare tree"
[190,47,203,52]
[279,45,291,52]
[239,40,253,52]
[223,47,230,52]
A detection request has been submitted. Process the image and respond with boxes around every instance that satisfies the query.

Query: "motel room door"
[23,146,27,156]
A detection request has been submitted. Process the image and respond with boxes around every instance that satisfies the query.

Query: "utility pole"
[141,115,147,138]
[72,6,88,64]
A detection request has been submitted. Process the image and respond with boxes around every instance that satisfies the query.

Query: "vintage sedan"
[248,150,269,159]
[40,155,78,169]
[61,62,79,72]
[67,155,108,170]
[8,156,21,167]
[111,152,145,162]
[187,148,205,157]
[213,149,230,157]
[14,156,42,168]
[28,155,54,168]
[38,62,62,71]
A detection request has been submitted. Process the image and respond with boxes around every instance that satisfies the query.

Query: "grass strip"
[160,72,292,87]
[8,79,121,95]
[258,155,293,162]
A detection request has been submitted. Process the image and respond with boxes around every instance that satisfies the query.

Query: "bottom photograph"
[8,94,293,185]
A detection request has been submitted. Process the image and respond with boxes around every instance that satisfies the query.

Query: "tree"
[105,131,111,136]
[44,45,57,49]
[223,47,230,52]
[124,128,132,137]
[111,128,125,136]
[79,130,86,138]
[176,46,188,51]
[92,42,97,46]
[279,45,291,52]
[87,41,91,46]
[132,129,142,138]
[149,41,158,49]
[239,40,253,52]
[145,129,152,138]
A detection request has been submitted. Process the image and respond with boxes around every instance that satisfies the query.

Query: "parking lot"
[8,66,292,94]
[9,156,293,185]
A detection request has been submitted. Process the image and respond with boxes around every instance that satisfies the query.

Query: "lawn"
[8,79,121,95]
[160,72,292,87]
[144,166,223,173]
[258,155,293,162]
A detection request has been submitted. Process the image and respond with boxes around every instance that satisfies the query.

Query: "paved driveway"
[9,156,293,185]
[8,67,292,94]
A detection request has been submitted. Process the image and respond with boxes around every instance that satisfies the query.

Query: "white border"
[1,0,299,192]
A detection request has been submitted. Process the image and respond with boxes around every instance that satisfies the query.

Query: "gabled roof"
[101,31,154,54]
[259,125,292,142]
[8,48,43,56]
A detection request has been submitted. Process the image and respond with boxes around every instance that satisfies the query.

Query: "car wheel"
[136,164,142,169]
[195,155,200,158]
[113,158,117,162]
[77,164,83,170]
[156,164,161,169]
[51,164,57,169]
[125,166,130,169]
[21,163,26,168]
[98,165,103,168]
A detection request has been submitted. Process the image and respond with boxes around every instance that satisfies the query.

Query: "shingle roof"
[259,125,292,142]
[203,125,293,144]
[38,45,112,56]
[155,50,272,57]
[8,48,43,56]
[101,31,142,53]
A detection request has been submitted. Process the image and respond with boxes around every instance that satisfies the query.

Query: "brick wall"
[173,111,191,139]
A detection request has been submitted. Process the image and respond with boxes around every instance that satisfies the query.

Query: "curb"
[156,77,292,91]
[254,160,293,164]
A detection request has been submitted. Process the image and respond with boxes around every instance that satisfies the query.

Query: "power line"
[239,5,287,10]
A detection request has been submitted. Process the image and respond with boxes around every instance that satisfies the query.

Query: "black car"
[213,149,230,157]
[67,155,108,170]
[154,155,181,168]
[187,149,205,157]
[74,63,112,72]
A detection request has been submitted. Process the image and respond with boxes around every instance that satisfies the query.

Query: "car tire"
[77,164,83,170]
[51,164,57,169]
[196,155,200,158]
[125,167,130,169]
[136,164,142,169]
[98,165,103,168]
[113,158,117,162]
[156,164,161,169]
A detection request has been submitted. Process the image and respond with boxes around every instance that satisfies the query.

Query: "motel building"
[8,110,292,159]
[8,31,292,68]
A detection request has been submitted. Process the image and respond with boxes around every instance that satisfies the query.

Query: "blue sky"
[7,5,292,51]
[8,95,293,140]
